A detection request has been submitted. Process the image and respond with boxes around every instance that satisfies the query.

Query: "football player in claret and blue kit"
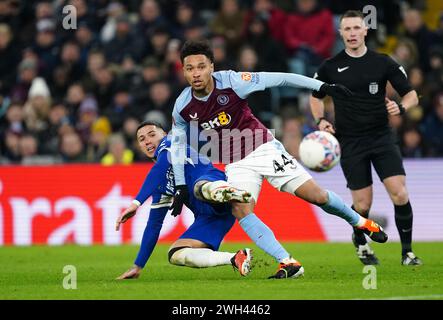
[169,40,387,279]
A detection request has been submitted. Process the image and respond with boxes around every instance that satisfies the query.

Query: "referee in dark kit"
[310,10,422,265]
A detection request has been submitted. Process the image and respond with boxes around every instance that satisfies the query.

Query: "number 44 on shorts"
[273,154,296,173]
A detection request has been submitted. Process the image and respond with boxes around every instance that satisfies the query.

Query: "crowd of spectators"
[0,0,442,165]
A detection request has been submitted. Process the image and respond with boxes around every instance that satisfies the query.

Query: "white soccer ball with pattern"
[299,131,341,172]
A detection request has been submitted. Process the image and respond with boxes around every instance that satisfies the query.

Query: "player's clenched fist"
[115,202,139,231]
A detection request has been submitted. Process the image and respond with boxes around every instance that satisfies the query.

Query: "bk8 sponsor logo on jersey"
[200,112,232,130]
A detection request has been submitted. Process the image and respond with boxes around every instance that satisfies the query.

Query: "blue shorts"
[180,168,235,250]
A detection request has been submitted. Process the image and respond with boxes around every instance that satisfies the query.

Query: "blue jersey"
[133,136,232,268]
[170,70,325,186]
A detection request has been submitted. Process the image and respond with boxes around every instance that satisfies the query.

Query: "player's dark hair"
[136,120,166,138]
[340,10,365,23]
[180,40,214,63]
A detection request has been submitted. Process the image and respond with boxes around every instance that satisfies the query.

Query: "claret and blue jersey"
[171,70,324,186]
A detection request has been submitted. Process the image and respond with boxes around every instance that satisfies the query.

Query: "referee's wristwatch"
[398,103,406,115]
[315,117,326,125]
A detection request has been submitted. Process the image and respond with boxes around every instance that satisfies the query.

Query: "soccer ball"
[299,131,341,172]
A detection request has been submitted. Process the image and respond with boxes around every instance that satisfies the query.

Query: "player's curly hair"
[180,40,214,63]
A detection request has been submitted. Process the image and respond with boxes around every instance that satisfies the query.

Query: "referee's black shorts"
[339,130,406,190]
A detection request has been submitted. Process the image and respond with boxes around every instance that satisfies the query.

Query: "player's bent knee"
[353,202,371,215]
[390,189,409,205]
[168,246,191,265]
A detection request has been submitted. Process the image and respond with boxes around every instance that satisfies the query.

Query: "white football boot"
[201,180,251,203]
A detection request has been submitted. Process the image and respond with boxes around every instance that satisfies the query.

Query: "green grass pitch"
[1,242,442,300]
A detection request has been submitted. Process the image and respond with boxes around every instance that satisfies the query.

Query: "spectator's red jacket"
[284,8,335,59]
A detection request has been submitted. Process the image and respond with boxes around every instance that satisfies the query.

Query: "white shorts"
[225,139,312,202]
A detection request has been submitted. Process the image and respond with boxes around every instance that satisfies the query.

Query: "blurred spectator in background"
[426,47,443,98]
[137,0,170,44]
[434,13,443,44]
[281,115,304,159]
[75,21,98,66]
[243,0,287,43]
[76,96,98,143]
[104,85,139,132]
[65,82,86,120]
[11,57,38,103]
[82,49,107,91]
[244,14,287,72]
[172,1,202,41]
[210,0,245,58]
[100,1,126,43]
[2,130,21,162]
[183,19,206,41]
[0,102,26,136]
[23,77,51,134]
[35,1,54,21]
[18,133,38,163]
[211,36,235,71]
[59,41,85,83]
[390,38,419,72]
[400,8,434,72]
[421,93,443,156]
[236,45,273,126]
[38,102,70,155]
[164,38,186,86]
[59,130,86,163]
[145,80,174,124]
[91,66,116,111]
[32,18,59,81]
[408,65,432,116]
[121,116,142,159]
[400,125,427,158]
[147,26,171,62]
[284,0,334,76]
[104,14,145,64]
[51,65,70,101]
[132,56,162,107]
[0,23,20,94]
[86,116,112,162]
[68,0,98,32]
[101,133,134,165]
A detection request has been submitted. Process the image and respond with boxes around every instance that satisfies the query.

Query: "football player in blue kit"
[115,121,253,279]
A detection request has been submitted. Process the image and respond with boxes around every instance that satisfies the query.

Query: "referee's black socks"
[351,205,368,246]
[394,201,413,256]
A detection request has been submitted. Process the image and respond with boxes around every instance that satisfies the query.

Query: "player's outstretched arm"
[116,203,169,280]
[228,71,352,99]
[115,201,139,231]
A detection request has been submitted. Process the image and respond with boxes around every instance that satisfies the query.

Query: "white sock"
[170,248,235,268]
[355,216,367,227]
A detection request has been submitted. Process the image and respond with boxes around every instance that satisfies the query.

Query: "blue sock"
[320,190,361,226]
[239,213,290,262]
